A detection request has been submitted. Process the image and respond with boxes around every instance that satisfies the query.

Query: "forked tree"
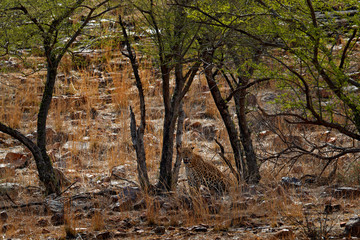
[121,0,201,192]
[0,0,120,195]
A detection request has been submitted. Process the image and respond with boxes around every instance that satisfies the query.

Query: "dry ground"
[0,45,360,240]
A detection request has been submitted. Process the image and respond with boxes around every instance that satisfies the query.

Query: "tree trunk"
[120,16,151,192]
[202,50,245,180]
[130,107,151,191]
[234,91,260,184]
[35,60,60,195]
[171,103,185,190]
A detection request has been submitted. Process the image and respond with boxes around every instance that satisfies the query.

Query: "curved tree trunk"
[202,49,245,180]
[36,58,61,195]
[120,15,151,192]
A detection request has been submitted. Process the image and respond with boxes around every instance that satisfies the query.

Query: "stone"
[188,121,202,130]
[190,225,208,232]
[45,197,64,215]
[153,226,166,235]
[0,211,8,222]
[324,204,341,214]
[51,213,64,226]
[344,217,360,237]
[0,183,21,198]
[4,152,29,169]
[0,164,15,178]
[36,218,49,227]
[281,177,302,187]
[202,124,217,140]
[111,165,126,178]
[96,231,112,240]
[333,187,360,198]
[272,229,295,240]
[2,224,14,233]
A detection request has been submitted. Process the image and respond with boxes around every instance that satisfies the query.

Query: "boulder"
[344,217,360,237]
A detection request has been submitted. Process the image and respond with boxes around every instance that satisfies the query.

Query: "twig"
[5,193,17,205]
[215,139,240,182]
[0,201,44,210]
[55,181,78,200]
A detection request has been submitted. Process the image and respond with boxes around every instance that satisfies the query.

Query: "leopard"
[179,146,230,195]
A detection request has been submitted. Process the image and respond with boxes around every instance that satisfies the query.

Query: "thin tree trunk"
[130,107,151,191]
[36,60,60,195]
[234,91,260,184]
[120,15,150,192]
[172,103,185,189]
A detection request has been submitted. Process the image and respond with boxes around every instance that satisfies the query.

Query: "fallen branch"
[215,139,241,183]
[0,201,44,210]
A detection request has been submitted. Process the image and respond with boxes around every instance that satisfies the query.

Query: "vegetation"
[0,0,360,238]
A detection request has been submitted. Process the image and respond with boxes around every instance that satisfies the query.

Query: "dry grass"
[1,27,360,240]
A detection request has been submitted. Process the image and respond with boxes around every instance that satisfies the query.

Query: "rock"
[333,187,360,198]
[36,218,49,227]
[45,196,64,214]
[111,165,126,178]
[202,124,217,140]
[261,92,277,102]
[0,183,21,197]
[190,225,208,232]
[153,226,166,235]
[4,152,29,169]
[51,213,64,226]
[0,164,15,178]
[281,177,302,187]
[0,211,8,222]
[344,217,360,237]
[188,121,202,130]
[2,224,14,233]
[96,231,112,239]
[272,229,295,240]
[324,204,341,214]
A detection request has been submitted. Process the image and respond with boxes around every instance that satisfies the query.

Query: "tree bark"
[202,49,245,180]
[171,103,185,189]
[36,59,60,195]
[234,91,260,183]
[130,107,151,191]
[120,15,150,192]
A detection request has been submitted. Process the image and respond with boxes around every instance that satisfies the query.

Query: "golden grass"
[1,26,360,240]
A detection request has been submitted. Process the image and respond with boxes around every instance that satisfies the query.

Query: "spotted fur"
[179,147,230,195]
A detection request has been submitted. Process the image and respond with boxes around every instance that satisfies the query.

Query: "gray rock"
[344,216,360,237]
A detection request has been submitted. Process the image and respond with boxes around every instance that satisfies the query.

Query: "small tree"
[123,0,201,192]
[0,0,120,195]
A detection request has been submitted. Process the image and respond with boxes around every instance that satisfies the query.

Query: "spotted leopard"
[179,147,230,195]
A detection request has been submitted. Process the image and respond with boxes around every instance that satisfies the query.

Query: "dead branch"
[215,139,240,182]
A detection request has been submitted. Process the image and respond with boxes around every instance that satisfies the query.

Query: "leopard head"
[179,146,195,164]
